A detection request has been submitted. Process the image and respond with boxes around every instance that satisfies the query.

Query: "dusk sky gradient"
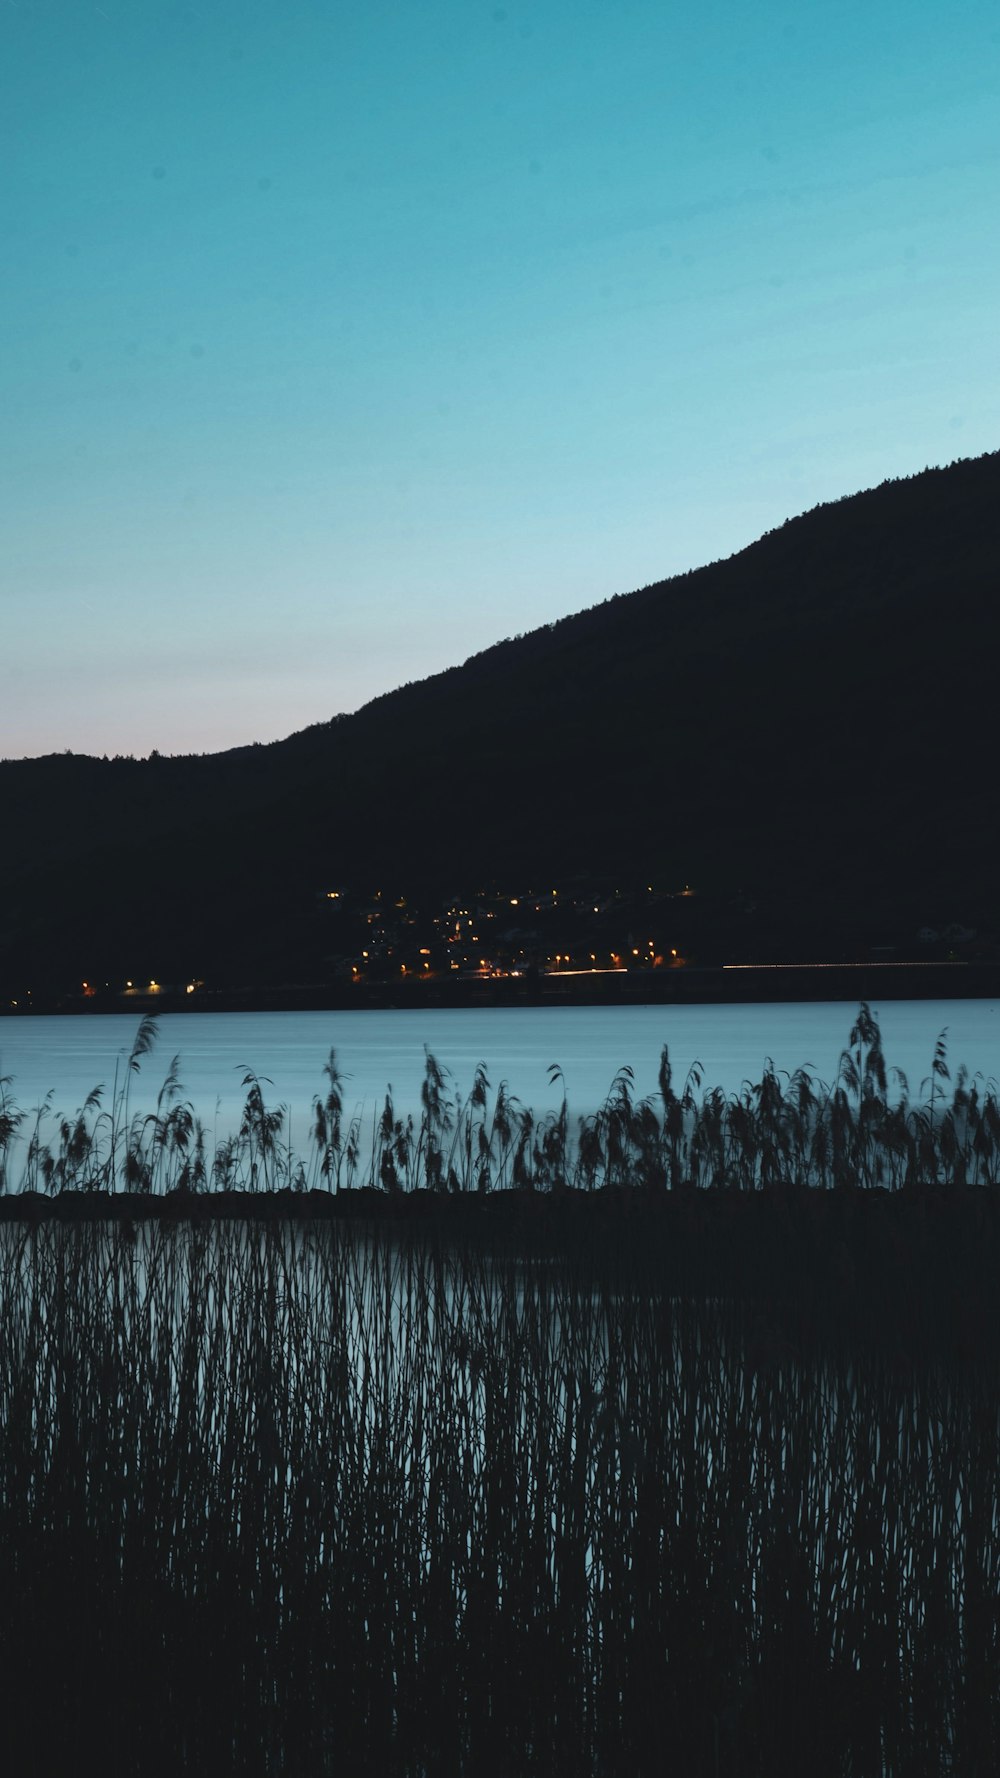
[5,0,999,759]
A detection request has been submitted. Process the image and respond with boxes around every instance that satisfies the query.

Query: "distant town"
[7,876,995,1014]
[317,879,698,983]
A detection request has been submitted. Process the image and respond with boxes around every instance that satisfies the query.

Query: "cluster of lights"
[343,880,693,980]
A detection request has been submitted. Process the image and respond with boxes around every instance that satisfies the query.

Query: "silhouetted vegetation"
[3,1008,1000,1771]
[1,1219,999,1773]
[3,1007,999,1199]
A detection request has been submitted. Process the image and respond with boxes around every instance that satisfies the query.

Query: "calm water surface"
[1,1000,998,1144]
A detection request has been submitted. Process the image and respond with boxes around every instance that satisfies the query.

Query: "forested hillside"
[2,451,997,992]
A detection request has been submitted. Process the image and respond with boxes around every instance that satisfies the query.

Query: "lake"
[1,998,998,1148]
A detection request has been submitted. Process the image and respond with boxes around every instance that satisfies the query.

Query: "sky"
[4,0,999,760]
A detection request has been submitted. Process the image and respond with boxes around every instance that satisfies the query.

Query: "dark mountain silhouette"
[2,450,998,993]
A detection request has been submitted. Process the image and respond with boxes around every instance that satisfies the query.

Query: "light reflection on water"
[1,1216,993,1769]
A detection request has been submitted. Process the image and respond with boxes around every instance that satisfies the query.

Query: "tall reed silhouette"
[0,1219,997,1772]
[2,1005,998,1197]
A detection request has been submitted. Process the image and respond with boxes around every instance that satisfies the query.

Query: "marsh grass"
[2,1005,999,1198]
[2,1011,999,1773]
[0,1218,998,1774]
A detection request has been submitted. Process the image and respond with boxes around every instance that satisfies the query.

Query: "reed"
[0,1218,997,1773]
[2,1005,999,1197]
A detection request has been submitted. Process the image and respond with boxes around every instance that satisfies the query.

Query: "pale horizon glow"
[4,0,999,760]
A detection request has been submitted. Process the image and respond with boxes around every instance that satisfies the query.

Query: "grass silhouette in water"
[2,1005,1000,1197]
[2,1007,1000,1771]
[0,1220,998,1774]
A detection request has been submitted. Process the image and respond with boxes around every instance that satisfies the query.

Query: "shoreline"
[6,958,997,1017]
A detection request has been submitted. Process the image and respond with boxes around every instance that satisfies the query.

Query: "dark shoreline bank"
[7,958,996,1016]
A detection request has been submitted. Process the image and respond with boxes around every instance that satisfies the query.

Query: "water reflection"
[0,1220,995,1772]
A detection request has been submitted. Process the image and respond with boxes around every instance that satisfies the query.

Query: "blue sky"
[4,0,999,758]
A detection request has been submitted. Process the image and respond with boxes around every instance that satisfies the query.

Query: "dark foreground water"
[0,1218,996,1776]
